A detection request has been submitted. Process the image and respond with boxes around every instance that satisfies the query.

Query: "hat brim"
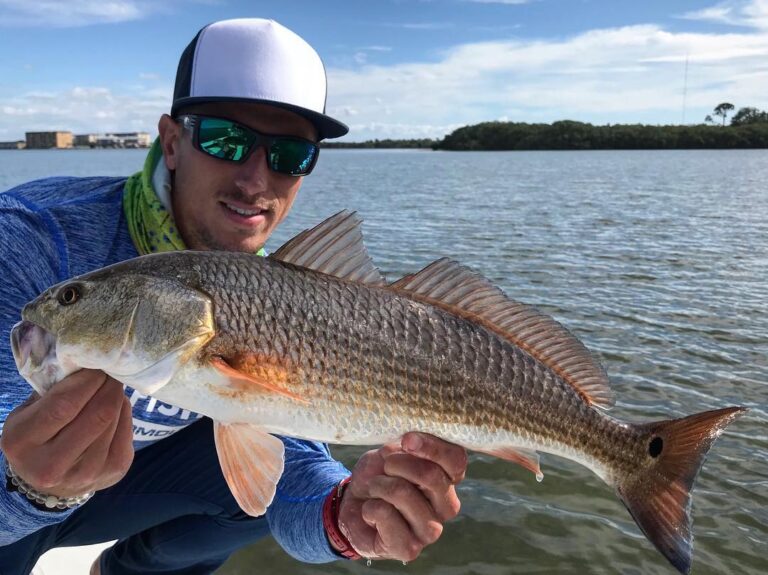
[171,96,349,140]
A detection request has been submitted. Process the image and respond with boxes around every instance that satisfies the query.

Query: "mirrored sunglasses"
[179,114,319,176]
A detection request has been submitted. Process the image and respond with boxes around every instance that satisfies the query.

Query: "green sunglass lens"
[270,140,316,175]
[195,117,316,174]
[198,118,251,161]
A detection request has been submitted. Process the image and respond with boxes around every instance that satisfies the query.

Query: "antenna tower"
[682,53,689,125]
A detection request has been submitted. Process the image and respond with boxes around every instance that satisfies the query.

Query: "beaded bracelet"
[4,460,94,511]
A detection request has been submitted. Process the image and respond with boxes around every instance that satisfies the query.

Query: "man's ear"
[158,114,181,171]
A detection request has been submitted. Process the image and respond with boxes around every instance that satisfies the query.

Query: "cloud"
[348,45,394,67]
[0,0,153,27]
[682,5,739,25]
[0,85,169,137]
[743,0,768,26]
[3,105,41,116]
[325,19,768,140]
[680,0,768,29]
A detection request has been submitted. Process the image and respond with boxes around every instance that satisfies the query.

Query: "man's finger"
[367,475,443,545]
[102,396,135,483]
[7,370,108,445]
[337,496,378,558]
[56,411,120,496]
[46,375,126,468]
[361,499,421,562]
[401,432,468,483]
[346,445,392,499]
[382,452,461,522]
[65,391,131,490]
[18,391,40,409]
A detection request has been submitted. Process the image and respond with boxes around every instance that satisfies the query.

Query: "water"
[2,149,766,574]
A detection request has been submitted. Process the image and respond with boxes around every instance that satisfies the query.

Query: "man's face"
[158,102,318,253]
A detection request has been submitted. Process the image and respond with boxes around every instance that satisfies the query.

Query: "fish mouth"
[10,320,61,395]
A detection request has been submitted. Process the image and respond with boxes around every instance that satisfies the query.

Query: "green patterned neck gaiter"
[123,138,185,255]
[123,138,266,257]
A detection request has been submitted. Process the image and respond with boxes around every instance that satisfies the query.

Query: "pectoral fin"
[210,356,308,404]
[213,422,285,517]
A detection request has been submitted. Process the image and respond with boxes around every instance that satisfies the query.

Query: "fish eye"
[57,285,81,306]
[648,436,663,458]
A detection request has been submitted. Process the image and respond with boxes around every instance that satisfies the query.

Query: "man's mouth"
[222,202,270,219]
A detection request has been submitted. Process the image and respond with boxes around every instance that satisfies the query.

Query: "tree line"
[321,105,768,151]
[436,119,768,151]
[706,103,768,126]
[321,138,436,149]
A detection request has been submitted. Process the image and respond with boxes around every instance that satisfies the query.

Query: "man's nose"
[234,145,270,192]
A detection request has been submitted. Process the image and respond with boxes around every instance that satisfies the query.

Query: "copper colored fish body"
[10,211,746,574]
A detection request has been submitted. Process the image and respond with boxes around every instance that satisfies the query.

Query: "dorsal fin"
[269,210,386,286]
[390,258,614,409]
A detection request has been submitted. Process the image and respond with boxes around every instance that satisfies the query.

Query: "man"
[0,18,467,574]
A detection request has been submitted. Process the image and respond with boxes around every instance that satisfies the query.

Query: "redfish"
[10,211,745,573]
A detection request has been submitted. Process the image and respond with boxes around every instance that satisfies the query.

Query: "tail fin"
[616,406,747,574]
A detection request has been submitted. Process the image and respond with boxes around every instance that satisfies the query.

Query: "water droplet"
[535,471,544,483]
[366,559,372,567]
[402,561,408,566]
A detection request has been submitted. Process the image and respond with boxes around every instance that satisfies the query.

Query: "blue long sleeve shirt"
[0,176,349,561]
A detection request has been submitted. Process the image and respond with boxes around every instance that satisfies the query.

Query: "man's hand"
[337,432,467,562]
[1,369,134,498]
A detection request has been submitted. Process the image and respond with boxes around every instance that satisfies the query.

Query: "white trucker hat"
[172,18,348,140]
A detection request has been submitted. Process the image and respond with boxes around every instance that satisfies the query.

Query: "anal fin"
[213,422,285,517]
[479,446,544,482]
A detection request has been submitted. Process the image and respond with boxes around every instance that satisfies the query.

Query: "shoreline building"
[111,132,152,148]
[17,131,151,150]
[73,134,98,148]
[25,131,73,149]
[74,132,152,148]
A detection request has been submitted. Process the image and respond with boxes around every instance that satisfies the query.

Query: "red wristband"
[322,476,361,560]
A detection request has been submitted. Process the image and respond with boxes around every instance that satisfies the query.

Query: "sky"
[0,0,767,142]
